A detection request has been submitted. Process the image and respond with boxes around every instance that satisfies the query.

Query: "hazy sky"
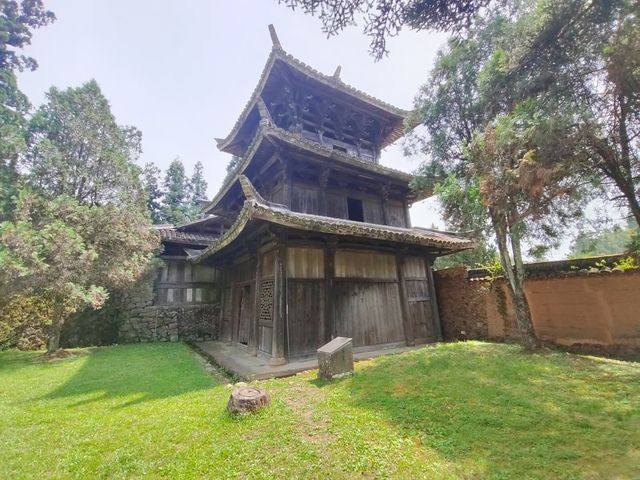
[17,0,448,228]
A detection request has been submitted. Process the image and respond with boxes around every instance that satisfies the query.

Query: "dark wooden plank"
[271,238,287,363]
[333,282,404,347]
[249,254,262,355]
[287,280,325,357]
[396,255,415,346]
[426,256,443,341]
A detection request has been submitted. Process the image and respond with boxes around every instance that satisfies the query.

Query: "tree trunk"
[47,303,64,353]
[508,227,538,350]
[490,208,538,350]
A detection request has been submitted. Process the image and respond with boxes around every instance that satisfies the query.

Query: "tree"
[141,162,164,224]
[0,190,158,353]
[279,0,491,58]
[224,154,242,183]
[479,0,640,227]
[187,161,208,219]
[0,0,55,219]
[161,158,189,224]
[410,10,589,348]
[569,218,639,258]
[25,80,143,206]
[466,104,585,349]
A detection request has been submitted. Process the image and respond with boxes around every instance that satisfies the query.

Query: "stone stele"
[317,336,354,380]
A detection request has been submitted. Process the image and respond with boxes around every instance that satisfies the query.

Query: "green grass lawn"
[0,342,638,479]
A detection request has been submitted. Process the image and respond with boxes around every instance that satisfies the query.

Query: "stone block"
[317,337,353,380]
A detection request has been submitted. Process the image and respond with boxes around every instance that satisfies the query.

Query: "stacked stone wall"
[117,271,220,343]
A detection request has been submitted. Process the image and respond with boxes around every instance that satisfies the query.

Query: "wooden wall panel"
[363,198,384,224]
[233,260,254,284]
[221,287,233,340]
[287,247,325,278]
[405,280,430,300]
[407,300,435,342]
[270,185,286,204]
[386,200,407,227]
[333,282,405,346]
[287,280,325,357]
[405,279,435,343]
[259,325,273,354]
[261,250,276,278]
[335,250,397,279]
[404,256,427,278]
[327,193,347,219]
[291,185,320,214]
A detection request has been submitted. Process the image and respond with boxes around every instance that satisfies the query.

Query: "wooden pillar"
[426,256,443,341]
[218,268,228,341]
[271,235,287,365]
[249,253,262,356]
[324,240,336,342]
[396,254,415,346]
[279,162,293,210]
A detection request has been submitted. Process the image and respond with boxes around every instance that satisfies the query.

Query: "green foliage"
[434,241,497,270]
[140,162,164,223]
[187,160,208,218]
[279,0,491,59]
[224,154,243,183]
[0,293,53,349]
[0,1,55,219]
[1,342,638,478]
[478,0,640,226]
[570,222,639,258]
[612,256,638,271]
[0,190,159,350]
[476,257,504,280]
[25,80,143,206]
[0,1,56,72]
[161,158,189,224]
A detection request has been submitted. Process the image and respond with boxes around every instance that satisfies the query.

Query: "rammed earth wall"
[434,267,640,357]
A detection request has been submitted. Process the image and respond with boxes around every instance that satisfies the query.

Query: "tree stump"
[227,386,270,414]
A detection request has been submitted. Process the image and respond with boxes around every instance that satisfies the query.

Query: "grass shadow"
[39,343,217,408]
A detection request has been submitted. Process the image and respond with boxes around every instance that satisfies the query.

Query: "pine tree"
[161,158,189,225]
[187,161,208,219]
[141,162,164,223]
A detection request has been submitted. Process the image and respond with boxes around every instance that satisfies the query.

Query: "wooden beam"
[249,252,262,356]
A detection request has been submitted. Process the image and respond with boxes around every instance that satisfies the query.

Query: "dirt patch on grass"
[279,378,336,447]
[37,349,77,362]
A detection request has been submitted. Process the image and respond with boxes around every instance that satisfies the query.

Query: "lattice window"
[259,279,274,324]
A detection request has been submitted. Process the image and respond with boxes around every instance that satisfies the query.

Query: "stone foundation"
[119,303,219,343]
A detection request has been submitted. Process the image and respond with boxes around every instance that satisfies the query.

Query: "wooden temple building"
[158,26,472,367]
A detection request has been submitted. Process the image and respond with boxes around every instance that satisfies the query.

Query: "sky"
[17,0,448,229]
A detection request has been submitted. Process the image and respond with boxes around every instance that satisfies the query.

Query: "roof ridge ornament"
[239,175,266,204]
[332,65,342,81]
[268,24,282,49]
